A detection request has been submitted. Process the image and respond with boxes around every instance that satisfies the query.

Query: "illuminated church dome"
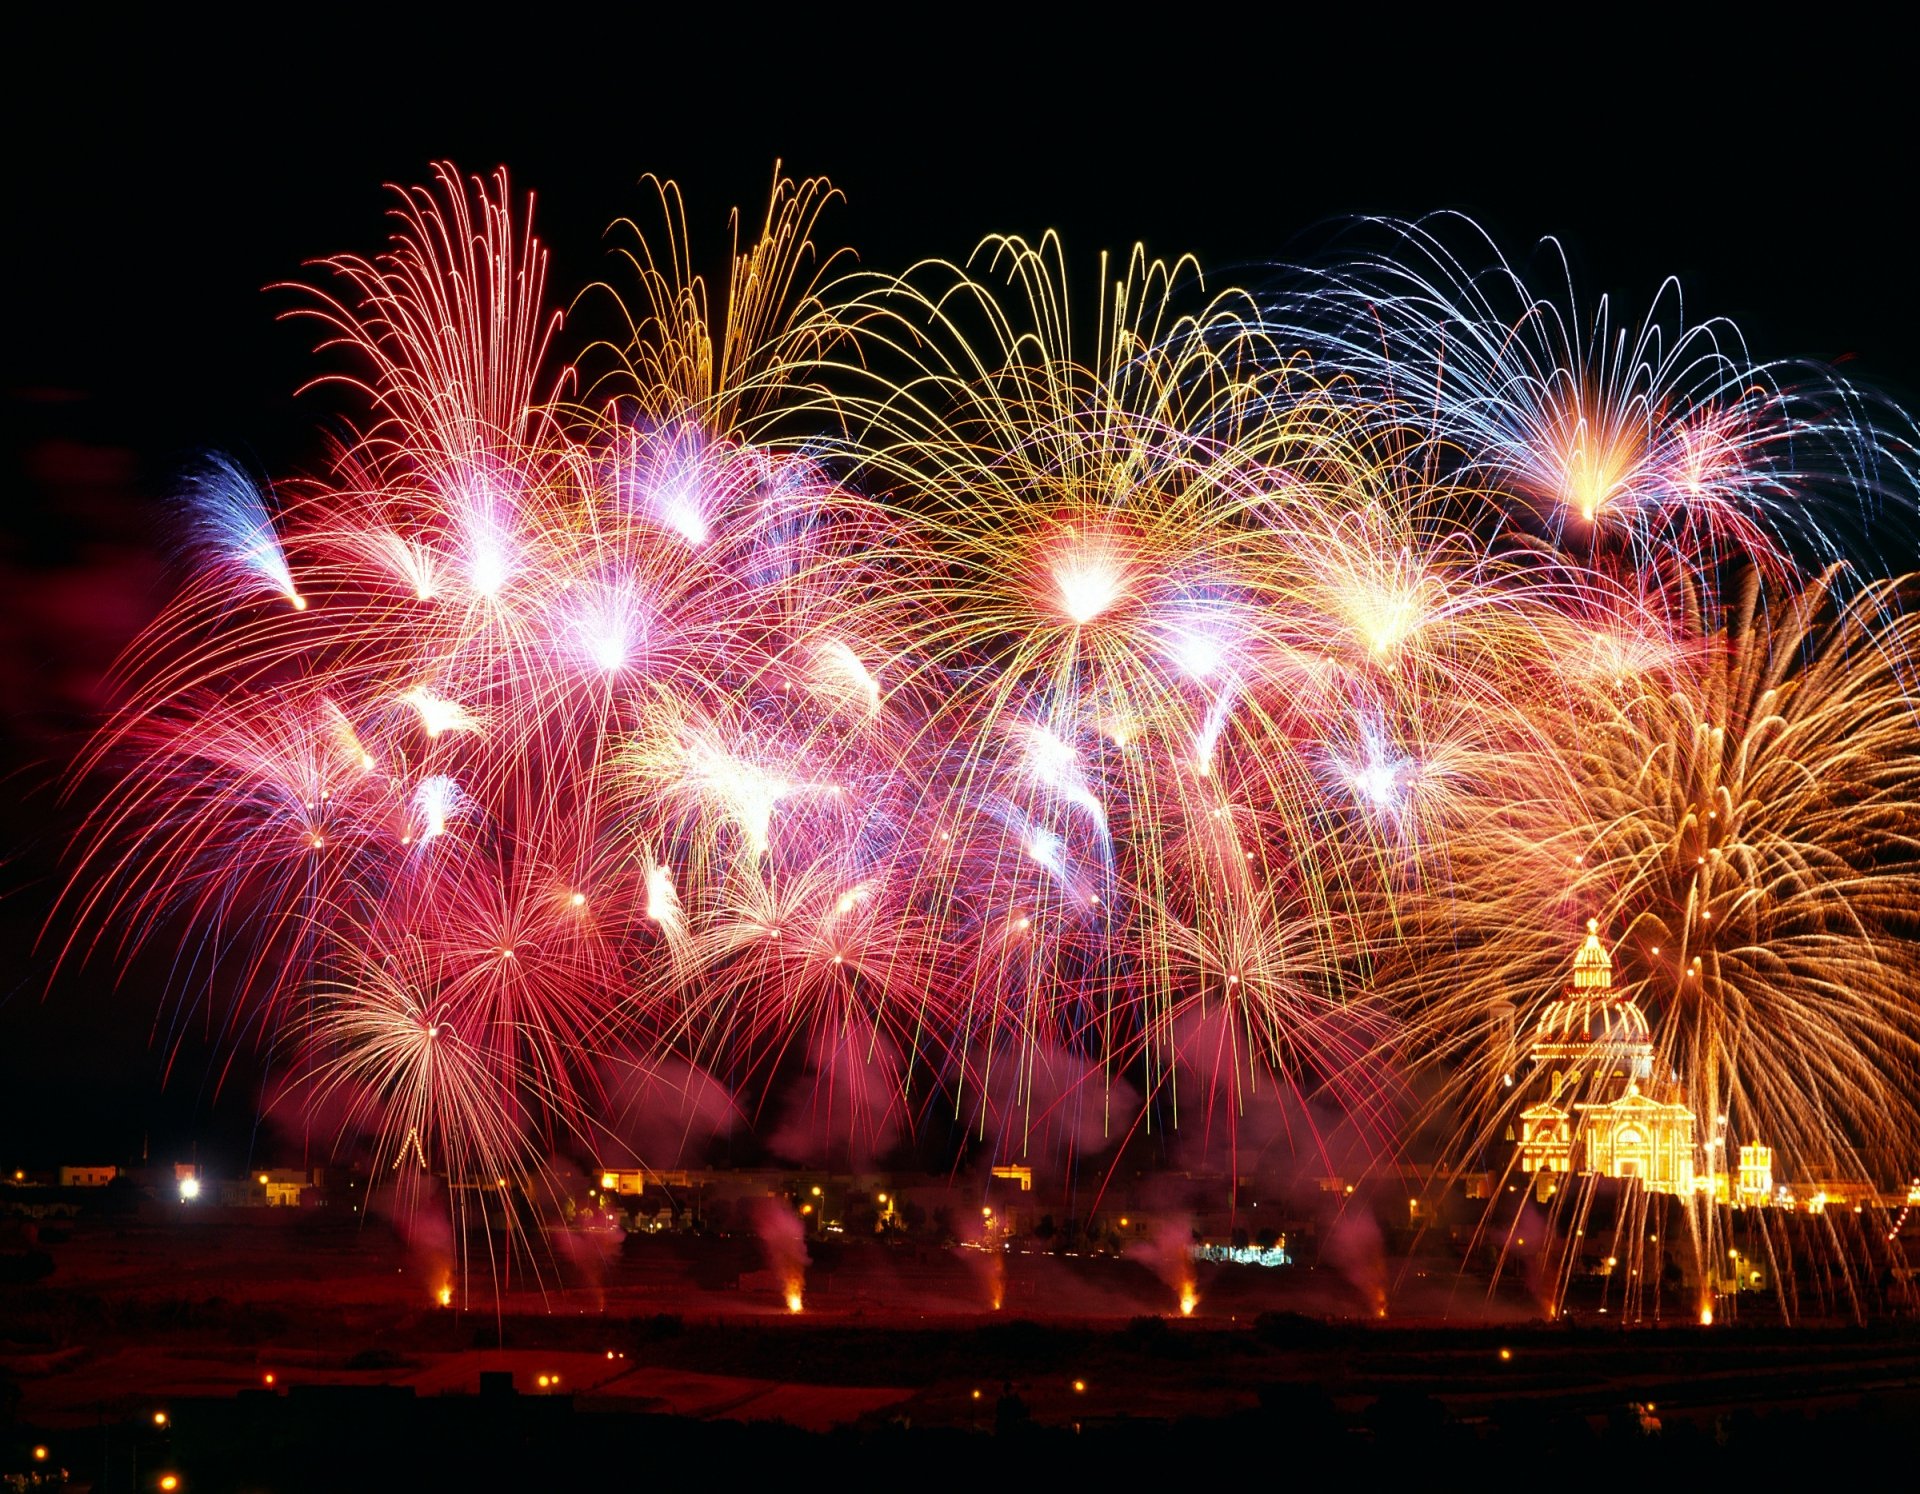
[1533,919,1652,1045]
[1516,919,1695,1199]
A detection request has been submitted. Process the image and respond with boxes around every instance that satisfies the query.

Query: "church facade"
[1516,920,1697,1200]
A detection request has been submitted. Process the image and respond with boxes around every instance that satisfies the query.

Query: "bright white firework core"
[413,775,458,840]
[659,487,709,546]
[1175,632,1225,679]
[1054,553,1123,624]
[403,688,474,740]
[645,864,682,932]
[588,632,627,672]
[1355,762,1399,808]
[469,543,509,597]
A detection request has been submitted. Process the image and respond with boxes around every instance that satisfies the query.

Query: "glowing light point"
[645,863,682,934]
[661,490,709,546]
[1175,633,1224,679]
[1356,763,1396,807]
[1054,552,1123,624]
[469,541,509,597]
[819,640,882,714]
[402,687,475,740]
[413,775,459,841]
[590,634,626,671]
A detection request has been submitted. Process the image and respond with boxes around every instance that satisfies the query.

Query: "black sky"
[3,14,1915,1166]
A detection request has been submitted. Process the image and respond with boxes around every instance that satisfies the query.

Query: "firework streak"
[58,169,1920,1282]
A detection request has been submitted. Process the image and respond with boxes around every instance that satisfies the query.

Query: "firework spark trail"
[1262,213,1920,581]
[53,168,1920,1298]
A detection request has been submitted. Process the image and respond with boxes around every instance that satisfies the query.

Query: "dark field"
[5,1210,1918,1486]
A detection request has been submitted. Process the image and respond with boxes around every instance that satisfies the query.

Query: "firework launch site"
[7,1163,1920,1485]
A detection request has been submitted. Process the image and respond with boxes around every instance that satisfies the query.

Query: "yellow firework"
[1425,567,1920,1195]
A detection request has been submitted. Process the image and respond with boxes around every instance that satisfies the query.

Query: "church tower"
[1516,920,1696,1199]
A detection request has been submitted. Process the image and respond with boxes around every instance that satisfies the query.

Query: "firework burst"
[54,167,1920,1306]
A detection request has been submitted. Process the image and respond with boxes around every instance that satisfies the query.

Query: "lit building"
[594,1167,697,1196]
[1793,1179,1878,1213]
[1735,1144,1774,1207]
[1516,920,1696,1199]
[255,1169,313,1207]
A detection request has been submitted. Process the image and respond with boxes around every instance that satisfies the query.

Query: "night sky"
[3,16,1913,1170]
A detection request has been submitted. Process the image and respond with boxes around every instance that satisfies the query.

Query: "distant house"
[252,1169,316,1206]
[58,1165,118,1188]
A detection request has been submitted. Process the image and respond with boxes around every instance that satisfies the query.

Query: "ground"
[5,1207,1915,1446]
